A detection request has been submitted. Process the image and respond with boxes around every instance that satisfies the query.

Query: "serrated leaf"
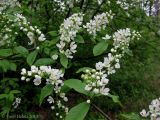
[27,51,38,66]
[39,84,53,105]
[93,41,108,56]
[60,54,68,68]
[64,79,88,95]
[65,102,90,120]
[34,58,54,66]
[0,49,13,57]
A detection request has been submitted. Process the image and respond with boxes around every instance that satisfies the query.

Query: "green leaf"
[64,79,88,95]
[65,102,90,120]
[14,46,29,57]
[7,93,14,103]
[0,49,13,57]
[76,67,92,73]
[124,49,133,56]
[39,84,53,105]
[10,90,21,94]
[60,54,68,68]
[50,37,60,45]
[48,31,58,37]
[0,60,17,72]
[61,85,71,93]
[108,94,122,106]
[75,35,84,43]
[10,62,17,71]
[120,113,142,120]
[27,50,38,66]
[0,94,7,99]
[0,60,10,72]
[34,58,54,66]
[93,41,108,56]
[0,107,10,117]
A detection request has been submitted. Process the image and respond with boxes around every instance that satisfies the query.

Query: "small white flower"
[36,47,40,50]
[51,106,55,110]
[93,88,99,94]
[47,96,54,104]
[85,85,92,91]
[95,62,104,70]
[52,54,58,60]
[33,75,41,86]
[140,109,149,117]
[56,113,59,116]
[63,97,68,102]
[115,63,120,69]
[21,68,26,75]
[102,34,111,40]
[101,88,110,95]
[21,76,26,81]
[27,32,35,45]
[86,100,91,104]
[26,78,30,82]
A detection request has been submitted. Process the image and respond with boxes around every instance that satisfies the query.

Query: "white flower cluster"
[0,0,20,12]
[12,97,21,109]
[15,13,46,45]
[0,12,16,46]
[97,0,111,5]
[112,28,141,54]
[96,28,141,75]
[53,0,80,12]
[116,0,130,10]
[53,0,66,12]
[21,66,68,118]
[140,98,160,120]
[21,66,64,92]
[56,13,83,59]
[0,13,46,46]
[81,69,110,96]
[82,28,140,96]
[83,11,113,37]
[47,95,69,119]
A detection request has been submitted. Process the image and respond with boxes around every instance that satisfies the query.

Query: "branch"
[92,103,112,120]
[66,8,71,18]
[80,0,84,9]
[91,0,105,19]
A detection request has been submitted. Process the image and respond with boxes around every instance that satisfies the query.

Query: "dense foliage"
[0,0,160,120]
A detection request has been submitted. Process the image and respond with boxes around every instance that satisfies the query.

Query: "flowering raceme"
[15,13,46,45]
[82,28,141,96]
[83,11,114,37]
[56,13,83,59]
[81,69,110,96]
[21,66,68,119]
[0,12,46,46]
[140,98,160,120]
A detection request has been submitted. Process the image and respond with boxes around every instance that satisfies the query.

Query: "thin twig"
[91,0,105,19]
[66,8,71,18]
[80,0,84,9]
[92,103,112,120]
